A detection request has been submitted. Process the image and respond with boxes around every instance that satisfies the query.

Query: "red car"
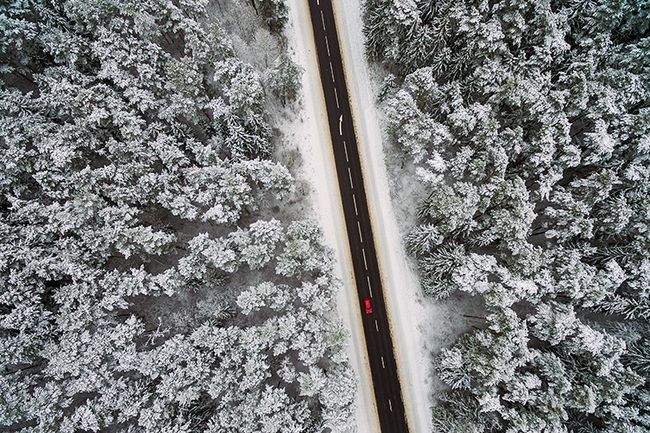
[363,297,373,315]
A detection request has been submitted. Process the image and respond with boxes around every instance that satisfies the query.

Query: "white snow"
[330,3,487,432]
[284,2,380,432]
[282,2,482,432]
[329,1,433,432]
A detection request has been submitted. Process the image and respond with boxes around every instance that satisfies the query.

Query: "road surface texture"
[306,1,411,432]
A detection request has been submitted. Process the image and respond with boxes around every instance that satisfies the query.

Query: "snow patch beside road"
[328,2,485,432]
[330,1,434,432]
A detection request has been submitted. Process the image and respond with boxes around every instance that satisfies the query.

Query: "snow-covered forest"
[364,0,650,431]
[0,0,356,431]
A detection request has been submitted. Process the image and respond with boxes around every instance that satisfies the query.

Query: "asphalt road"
[306,1,410,432]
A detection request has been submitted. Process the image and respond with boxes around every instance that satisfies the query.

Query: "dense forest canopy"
[0,0,355,431]
[364,0,649,431]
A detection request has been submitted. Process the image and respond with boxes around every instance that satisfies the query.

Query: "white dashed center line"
[362,249,368,270]
[375,319,379,332]
[320,10,326,30]
[352,194,358,215]
[343,140,349,162]
[334,87,339,108]
[367,275,373,297]
[388,399,393,412]
[357,220,363,243]
[325,35,330,57]
[381,356,385,369]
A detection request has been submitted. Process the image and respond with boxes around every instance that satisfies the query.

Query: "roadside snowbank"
[326,1,494,432]
[281,2,482,432]
[329,2,433,431]
[282,2,380,432]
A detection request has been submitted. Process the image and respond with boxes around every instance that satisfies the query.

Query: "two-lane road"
[306,1,410,432]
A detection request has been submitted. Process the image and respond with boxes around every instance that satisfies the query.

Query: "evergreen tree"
[255,0,289,33]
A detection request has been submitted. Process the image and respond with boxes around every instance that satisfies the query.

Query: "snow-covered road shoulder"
[283,2,380,432]
[330,1,434,432]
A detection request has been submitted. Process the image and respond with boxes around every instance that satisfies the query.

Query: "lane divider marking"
[375,319,379,332]
[357,220,363,243]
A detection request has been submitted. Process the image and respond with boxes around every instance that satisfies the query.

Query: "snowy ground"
[328,2,433,432]
[330,1,483,432]
[283,2,380,432]
[281,1,482,432]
